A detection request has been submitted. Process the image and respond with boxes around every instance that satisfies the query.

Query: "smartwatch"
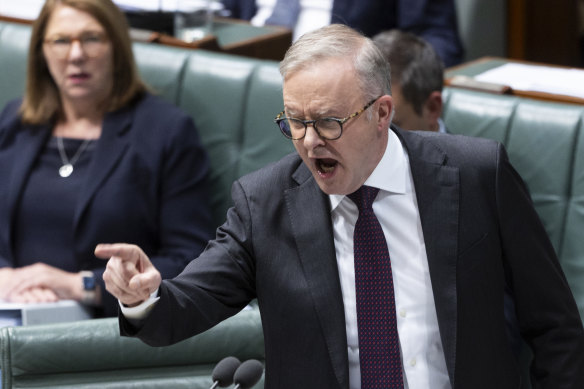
[81,271,97,305]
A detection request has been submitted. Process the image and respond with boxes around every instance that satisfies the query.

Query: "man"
[373,29,527,359]
[373,29,446,133]
[97,24,584,388]
[220,0,463,67]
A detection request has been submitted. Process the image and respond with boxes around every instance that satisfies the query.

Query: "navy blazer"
[123,126,584,388]
[0,94,214,316]
[220,0,463,66]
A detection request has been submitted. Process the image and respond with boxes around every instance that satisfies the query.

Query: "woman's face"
[42,5,114,109]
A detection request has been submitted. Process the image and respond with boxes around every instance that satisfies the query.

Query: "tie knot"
[348,185,379,212]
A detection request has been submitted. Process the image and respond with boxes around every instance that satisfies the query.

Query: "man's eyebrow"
[285,107,342,119]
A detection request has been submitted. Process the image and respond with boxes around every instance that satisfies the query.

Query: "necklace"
[56,136,92,178]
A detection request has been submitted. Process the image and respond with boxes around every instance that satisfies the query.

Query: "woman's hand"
[8,287,59,304]
[0,263,84,302]
[0,267,17,300]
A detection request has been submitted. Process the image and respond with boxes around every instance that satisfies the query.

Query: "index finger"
[94,243,143,265]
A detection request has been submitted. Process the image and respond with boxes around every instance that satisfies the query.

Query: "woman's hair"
[21,0,147,124]
[279,24,391,103]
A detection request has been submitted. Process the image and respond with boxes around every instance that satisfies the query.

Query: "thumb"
[128,269,161,294]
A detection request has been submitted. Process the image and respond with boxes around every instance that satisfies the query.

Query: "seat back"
[454,0,507,61]
[0,22,30,110]
[0,308,264,389]
[133,43,294,226]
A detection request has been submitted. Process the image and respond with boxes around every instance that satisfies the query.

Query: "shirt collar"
[329,128,407,211]
[438,118,447,134]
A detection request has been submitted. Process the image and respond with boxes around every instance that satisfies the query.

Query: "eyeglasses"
[44,32,108,59]
[274,96,381,140]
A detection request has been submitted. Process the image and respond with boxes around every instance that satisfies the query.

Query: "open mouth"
[69,72,90,81]
[316,158,338,175]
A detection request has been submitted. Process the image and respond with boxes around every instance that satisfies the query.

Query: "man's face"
[283,58,392,195]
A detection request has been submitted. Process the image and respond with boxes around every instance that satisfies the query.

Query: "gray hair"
[280,24,391,103]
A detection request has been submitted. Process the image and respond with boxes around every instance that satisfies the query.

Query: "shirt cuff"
[119,289,160,320]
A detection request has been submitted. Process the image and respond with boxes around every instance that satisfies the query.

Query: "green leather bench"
[0,308,263,389]
[2,19,584,388]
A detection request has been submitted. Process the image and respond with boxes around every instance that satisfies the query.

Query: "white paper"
[0,299,80,310]
[475,63,584,99]
[0,300,91,327]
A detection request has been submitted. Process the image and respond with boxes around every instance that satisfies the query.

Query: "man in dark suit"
[97,24,584,388]
[220,0,464,67]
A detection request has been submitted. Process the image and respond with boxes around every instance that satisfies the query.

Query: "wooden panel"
[507,0,526,60]
[507,0,580,66]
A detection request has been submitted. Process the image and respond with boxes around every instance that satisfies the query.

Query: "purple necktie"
[348,185,404,388]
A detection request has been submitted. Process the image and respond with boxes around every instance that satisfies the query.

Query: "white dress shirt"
[329,129,451,389]
[438,118,447,134]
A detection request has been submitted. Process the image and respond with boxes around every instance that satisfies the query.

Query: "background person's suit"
[122,126,584,388]
[0,94,214,316]
[220,0,464,66]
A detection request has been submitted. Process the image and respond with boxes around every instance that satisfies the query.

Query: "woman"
[0,0,214,316]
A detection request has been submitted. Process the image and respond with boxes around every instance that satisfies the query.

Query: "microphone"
[209,356,241,389]
[233,359,264,389]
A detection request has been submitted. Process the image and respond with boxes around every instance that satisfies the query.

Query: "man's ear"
[376,95,393,130]
[423,91,443,131]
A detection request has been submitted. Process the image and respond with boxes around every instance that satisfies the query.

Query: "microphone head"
[212,356,241,386]
[233,359,264,389]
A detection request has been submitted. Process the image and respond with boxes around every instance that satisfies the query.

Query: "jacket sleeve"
[119,177,256,345]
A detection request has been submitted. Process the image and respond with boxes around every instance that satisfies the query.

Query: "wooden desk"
[130,17,292,61]
[212,18,291,61]
[445,57,584,105]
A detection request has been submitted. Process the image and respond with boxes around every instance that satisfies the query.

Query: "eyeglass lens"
[46,33,106,58]
[280,118,342,140]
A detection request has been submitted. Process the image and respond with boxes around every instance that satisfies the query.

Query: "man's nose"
[302,123,325,149]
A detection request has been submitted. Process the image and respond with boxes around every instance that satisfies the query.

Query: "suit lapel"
[73,107,132,228]
[396,128,459,384]
[285,164,350,389]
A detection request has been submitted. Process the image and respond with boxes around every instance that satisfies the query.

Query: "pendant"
[59,163,74,177]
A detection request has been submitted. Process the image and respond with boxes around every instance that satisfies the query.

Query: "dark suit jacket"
[220,0,463,66]
[122,126,584,388]
[0,94,214,316]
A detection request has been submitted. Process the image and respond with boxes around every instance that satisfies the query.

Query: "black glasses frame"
[274,96,381,140]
